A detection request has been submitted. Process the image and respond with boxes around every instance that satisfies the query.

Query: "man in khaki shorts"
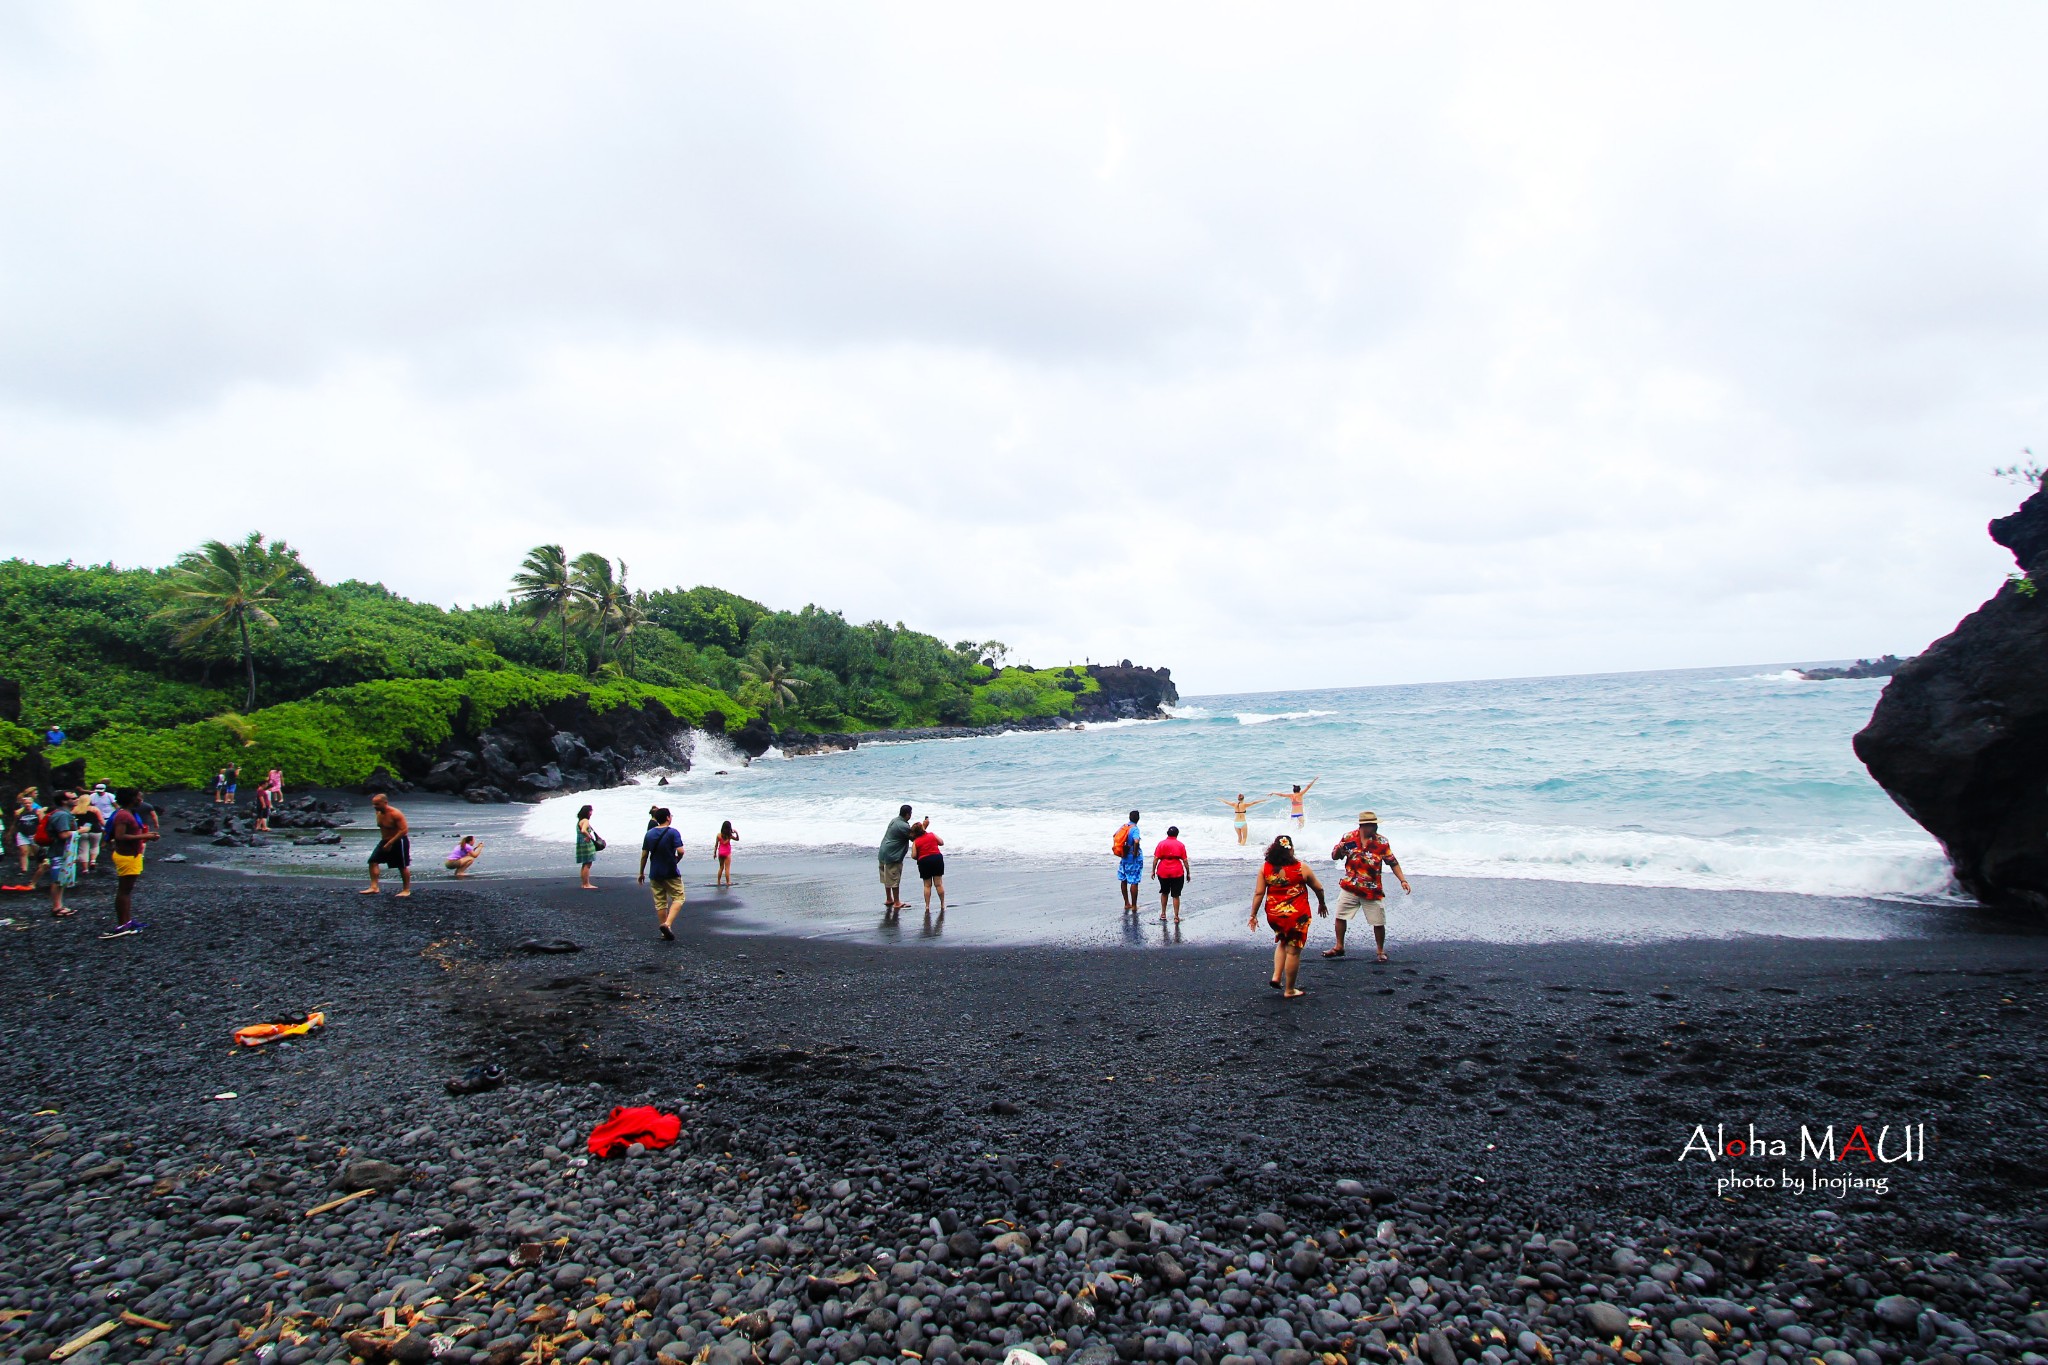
[877,804,914,913]
[637,807,686,941]
[1326,810,1410,962]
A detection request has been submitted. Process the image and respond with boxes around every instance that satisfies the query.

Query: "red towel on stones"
[586,1105,682,1158]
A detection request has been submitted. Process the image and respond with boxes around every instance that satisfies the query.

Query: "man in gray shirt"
[878,804,914,912]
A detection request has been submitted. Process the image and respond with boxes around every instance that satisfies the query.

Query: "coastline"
[1,859,2043,1364]
[772,712,1085,758]
[153,791,1978,946]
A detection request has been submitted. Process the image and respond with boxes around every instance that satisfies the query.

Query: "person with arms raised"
[1220,793,1269,847]
[1268,777,1319,829]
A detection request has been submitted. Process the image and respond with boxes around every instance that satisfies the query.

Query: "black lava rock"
[1857,482,2048,909]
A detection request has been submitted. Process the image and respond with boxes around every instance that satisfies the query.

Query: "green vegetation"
[68,668,740,791]
[1,538,1100,789]
[969,666,1099,727]
[0,721,38,768]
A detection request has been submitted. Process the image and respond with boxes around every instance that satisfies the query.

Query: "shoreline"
[152,790,1986,947]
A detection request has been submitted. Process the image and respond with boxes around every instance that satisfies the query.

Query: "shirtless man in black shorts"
[362,793,413,898]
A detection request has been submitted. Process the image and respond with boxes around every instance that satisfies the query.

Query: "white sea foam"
[1744,670,1808,683]
[524,783,1954,903]
[517,665,1951,910]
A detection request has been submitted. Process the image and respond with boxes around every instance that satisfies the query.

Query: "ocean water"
[524,665,1954,903]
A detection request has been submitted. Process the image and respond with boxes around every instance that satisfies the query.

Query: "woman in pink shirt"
[1149,825,1191,924]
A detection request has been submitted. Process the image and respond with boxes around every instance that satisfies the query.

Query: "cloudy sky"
[6,4,2044,694]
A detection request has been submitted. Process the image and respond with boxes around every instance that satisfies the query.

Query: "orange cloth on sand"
[588,1105,683,1158]
[233,1011,326,1047]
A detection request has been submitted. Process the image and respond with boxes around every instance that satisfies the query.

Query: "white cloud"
[3,1,2042,692]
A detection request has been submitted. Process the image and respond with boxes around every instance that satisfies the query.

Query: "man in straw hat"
[1327,809,1409,961]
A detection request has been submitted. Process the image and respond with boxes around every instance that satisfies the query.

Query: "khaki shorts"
[649,876,685,915]
[879,860,904,889]
[1336,890,1386,926]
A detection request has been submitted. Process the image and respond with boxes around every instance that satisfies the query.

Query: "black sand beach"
[2,834,2045,1365]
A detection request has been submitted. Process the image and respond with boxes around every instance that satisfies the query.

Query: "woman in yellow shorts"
[104,789,158,937]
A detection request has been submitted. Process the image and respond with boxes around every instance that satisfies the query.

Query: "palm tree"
[511,544,578,670]
[613,565,649,677]
[740,648,805,712]
[569,552,627,668]
[158,534,294,710]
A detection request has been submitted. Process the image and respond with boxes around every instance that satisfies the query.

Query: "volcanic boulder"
[406,694,693,800]
[1077,663,1179,721]
[1855,483,2048,910]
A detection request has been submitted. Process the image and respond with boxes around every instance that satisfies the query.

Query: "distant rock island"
[1856,485,2048,911]
[1798,654,1912,681]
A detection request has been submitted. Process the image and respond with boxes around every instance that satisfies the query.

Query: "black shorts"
[917,854,945,881]
[1158,875,1185,897]
[369,835,411,869]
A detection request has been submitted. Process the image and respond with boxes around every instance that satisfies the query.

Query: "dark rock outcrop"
[403,694,694,801]
[180,796,350,840]
[1855,486,2048,909]
[729,715,777,759]
[1799,654,1911,681]
[1077,663,1178,720]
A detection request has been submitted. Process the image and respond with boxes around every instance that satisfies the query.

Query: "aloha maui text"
[1678,1123,1926,1164]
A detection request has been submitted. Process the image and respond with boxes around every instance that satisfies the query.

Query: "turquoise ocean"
[525,665,1952,904]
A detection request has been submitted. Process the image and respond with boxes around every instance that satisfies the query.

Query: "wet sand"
[191,790,1977,949]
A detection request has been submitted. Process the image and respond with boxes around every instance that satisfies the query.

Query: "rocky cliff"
[1855,486,2048,910]
[1080,662,1179,719]
[395,695,703,802]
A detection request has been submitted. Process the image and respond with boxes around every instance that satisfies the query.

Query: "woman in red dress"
[1248,834,1327,998]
